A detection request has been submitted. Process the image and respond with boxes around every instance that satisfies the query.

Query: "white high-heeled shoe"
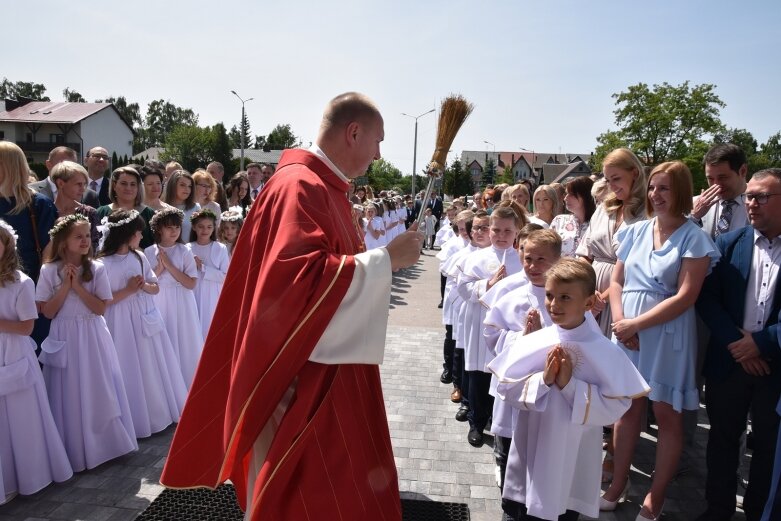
[598,478,630,511]
[635,502,664,521]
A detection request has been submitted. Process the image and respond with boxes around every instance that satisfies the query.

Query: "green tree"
[0,78,50,101]
[265,124,301,150]
[589,130,629,171]
[210,123,235,177]
[444,159,473,198]
[496,166,515,185]
[141,99,199,149]
[63,87,86,102]
[759,132,781,166]
[366,159,404,191]
[96,96,142,128]
[481,158,497,188]
[161,125,213,172]
[233,112,252,149]
[712,127,770,174]
[228,125,242,149]
[607,81,725,165]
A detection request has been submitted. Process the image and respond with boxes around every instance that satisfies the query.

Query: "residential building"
[0,99,134,163]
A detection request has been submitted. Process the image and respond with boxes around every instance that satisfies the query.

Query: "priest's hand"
[543,348,559,386]
[386,222,423,271]
[555,349,572,389]
[524,309,542,335]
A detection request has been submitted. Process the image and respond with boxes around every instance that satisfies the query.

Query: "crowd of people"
[1,131,781,521]
[0,141,263,505]
[435,144,781,521]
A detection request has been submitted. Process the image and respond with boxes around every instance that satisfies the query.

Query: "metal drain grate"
[135,484,470,520]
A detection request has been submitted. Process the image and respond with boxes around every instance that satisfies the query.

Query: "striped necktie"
[716,199,737,237]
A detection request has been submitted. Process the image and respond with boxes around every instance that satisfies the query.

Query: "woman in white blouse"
[549,176,595,257]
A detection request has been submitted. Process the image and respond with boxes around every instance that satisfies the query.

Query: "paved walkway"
[0,250,747,521]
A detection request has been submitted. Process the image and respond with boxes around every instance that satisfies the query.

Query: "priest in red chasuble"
[160,92,423,520]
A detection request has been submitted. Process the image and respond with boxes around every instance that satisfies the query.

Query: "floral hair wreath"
[48,213,89,239]
[190,208,219,223]
[96,209,141,251]
[149,207,185,234]
[0,219,19,247]
[220,206,245,223]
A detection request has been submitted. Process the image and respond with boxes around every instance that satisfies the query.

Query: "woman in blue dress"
[602,161,719,520]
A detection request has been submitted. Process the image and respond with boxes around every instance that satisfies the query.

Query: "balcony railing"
[15,141,82,154]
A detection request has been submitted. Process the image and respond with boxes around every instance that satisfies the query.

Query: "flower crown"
[190,208,219,223]
[48,213,89,239]
[220,206,245,223]
[99,209,140,230]
[149,207,185,234]
[0,219,19,247]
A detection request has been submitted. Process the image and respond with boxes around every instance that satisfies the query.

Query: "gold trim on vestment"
[218,254,348,487]
[582,383,592,425]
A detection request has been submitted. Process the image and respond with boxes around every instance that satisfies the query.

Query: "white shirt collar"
[309,144,349,182]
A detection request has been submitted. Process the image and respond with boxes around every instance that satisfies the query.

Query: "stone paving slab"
[0,251,750,521]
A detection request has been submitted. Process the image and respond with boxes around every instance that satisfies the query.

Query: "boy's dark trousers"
[502,498,579,521]
[453,347,468,407]
[466,370,493,432]
[495,435,511,490]
[443,325,455,380]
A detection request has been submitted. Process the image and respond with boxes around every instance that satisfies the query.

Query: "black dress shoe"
[468,428,484,447]
[437,301,443,308]
[440,368,453,384]
[455,405,469,422]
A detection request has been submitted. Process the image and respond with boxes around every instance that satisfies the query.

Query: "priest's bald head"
[317,92,384,179]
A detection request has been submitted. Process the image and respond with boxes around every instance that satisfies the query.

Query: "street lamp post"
[519,146,536,182]
[401,108,435,196]
[231,90,254,171]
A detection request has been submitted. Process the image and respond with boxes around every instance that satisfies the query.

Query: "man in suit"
[696,168,781,521]
[427,193,444,233]
[687,144,750,476]
[692,143,749,236]
[84,146,112,207]
[206,161,229,211]
[29,146,100,207]
[246,162,263,201]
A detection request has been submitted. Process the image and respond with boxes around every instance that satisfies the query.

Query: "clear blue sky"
[3,0,779,173]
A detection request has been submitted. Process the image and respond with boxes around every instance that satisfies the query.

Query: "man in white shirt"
[692,143,749,237]
[246,162,263,200]
[83,146,112,207]
[29,146,100,208]
[696,168,781,521]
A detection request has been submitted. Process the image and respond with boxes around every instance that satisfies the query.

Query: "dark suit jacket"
[29,178,101,208]
[427,196,443,220]
[92,175,111,207]
[696,226,781,382]
[404,206,416,229]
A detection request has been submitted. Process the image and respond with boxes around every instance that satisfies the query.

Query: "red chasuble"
[161,149,401,520]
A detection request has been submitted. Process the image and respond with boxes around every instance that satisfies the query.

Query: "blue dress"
[617,218,719,411]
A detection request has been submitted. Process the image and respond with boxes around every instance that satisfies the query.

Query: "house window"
[0,131,4,140]
[26,133,33,142]
[49,134,65,144]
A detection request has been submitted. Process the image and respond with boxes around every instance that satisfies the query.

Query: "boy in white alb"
[482,230,561,490]
[488,259,649,521]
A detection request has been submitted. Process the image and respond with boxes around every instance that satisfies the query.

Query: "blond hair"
[602,148,646,219]
[51,160,89,185]
[192,169,218,203]
[524,229,562,258]
[0,142,33,214]
[546,258,596,295]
